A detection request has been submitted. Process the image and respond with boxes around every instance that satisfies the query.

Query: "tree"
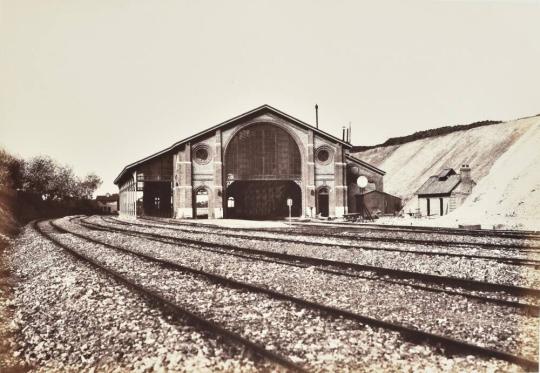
[0,149,24,190]
[50,165,78,200]
[75,173,102,200]
[23,156,61,200]
[22,156,102,201]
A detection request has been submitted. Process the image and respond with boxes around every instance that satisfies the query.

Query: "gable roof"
[346,155,386,175]
[114,104,352,184]
[415,173,461,196]
[437,168,456,179]
[360,190,401,200]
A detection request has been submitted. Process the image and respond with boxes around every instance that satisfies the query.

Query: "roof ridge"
[115,105,353,184]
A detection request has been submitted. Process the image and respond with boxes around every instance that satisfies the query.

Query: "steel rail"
[285,224,540,250]
[91,217,540,298]
[75,218,540,314]
[86,217,540,298]
[52,219,539,371]
[290,220,540,241]
[138,216,540,251]
[35,220,305,372]
[109,217,540,268]
[145,216,540,241]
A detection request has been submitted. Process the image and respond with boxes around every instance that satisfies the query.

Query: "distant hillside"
[352,120,503,152]
[352,115,540,229]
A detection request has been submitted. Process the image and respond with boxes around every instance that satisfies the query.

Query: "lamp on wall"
[357,175,373,221]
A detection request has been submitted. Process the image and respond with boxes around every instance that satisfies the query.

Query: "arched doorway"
[224,123,302,219]
[193,187,210,219]
[316,187,329,217]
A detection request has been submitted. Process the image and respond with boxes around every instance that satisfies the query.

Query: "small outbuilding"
[360,190,402,216]
[414,165,475,217]
[95,193,119,214]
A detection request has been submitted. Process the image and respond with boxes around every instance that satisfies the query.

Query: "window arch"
[225,123,301,181]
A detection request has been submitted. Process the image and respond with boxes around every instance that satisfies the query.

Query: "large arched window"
[225,123,301,181]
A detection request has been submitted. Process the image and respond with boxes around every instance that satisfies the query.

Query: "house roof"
[114,104,352,184]
[360,190,401,200]
[438,168,456,179]
[415,173,461,196]
[346,155,386,176]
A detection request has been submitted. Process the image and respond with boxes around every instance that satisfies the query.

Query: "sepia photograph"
[1,0,539,372]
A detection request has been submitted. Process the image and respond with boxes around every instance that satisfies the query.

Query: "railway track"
[50,218,539,371]
[290,220,540,241]
[142,216,540,251]
[284,224,540,251]
[80,217,540,312]
[112,217,540,268]
[34,219,305,372]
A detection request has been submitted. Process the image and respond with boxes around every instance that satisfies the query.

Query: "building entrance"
[224,122,303,219]
[142,181,172,217]
[317,187,329,217]
[226,180,301,219]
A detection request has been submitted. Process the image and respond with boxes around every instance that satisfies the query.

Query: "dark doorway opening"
[142,181,172,217]
[440,198,444,216]
[317,187,329,217]
[226,180,301,219]
[427,199,431,216]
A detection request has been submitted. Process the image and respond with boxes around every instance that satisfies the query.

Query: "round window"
[193,145,211,165]
[196,148,208,160]
[317,150,329,162]
[315,146,333,165]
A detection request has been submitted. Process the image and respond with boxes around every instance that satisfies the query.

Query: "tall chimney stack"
[315,104,319,128]
[460,164,471,183]
[342,126,346,141]
[459,164,473,194]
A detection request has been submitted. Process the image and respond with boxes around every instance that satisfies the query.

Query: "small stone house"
[415,165,475,217]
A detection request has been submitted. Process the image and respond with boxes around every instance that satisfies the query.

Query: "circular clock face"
[356,175,368,188]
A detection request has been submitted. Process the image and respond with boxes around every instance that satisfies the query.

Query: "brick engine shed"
[114,105,385,220]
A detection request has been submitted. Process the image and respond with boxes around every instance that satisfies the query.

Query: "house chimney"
[342,126,346,141]
[315,104,319,128]
[460,164,471,183]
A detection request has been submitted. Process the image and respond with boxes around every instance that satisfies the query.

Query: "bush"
[0,149,103,226]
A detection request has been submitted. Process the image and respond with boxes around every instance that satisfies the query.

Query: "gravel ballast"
[143,217,540,249]
[63,218,539,360]
[8,224,277,372]
[121,217,540,260]
[91,217,540,289]
[6,218,536,372]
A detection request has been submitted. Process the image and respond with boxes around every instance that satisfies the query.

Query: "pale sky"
[1,0,539,195]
